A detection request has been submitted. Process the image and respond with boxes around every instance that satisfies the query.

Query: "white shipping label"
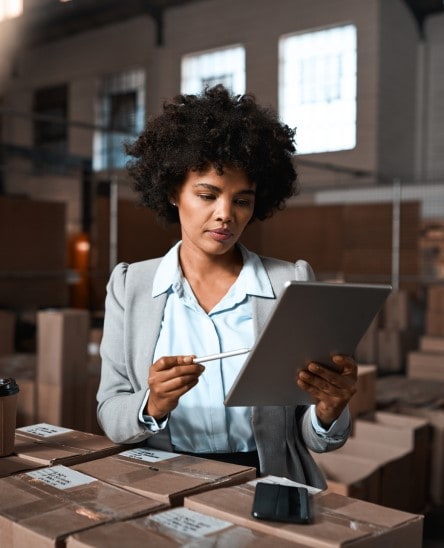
[17,423,73,437]
[149,507,232,537]
[26,465,96,490]
[119,447,179,462]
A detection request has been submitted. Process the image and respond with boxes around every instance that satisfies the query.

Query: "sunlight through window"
[279,24,357,154]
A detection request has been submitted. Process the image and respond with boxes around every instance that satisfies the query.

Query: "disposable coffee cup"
[0,378,19,457]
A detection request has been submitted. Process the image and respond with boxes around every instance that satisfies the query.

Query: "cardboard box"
[425,309,444,336]
[37,309,89,386]
[36,309,90,430]
[66,506,304,547]
[377,328,418,374]
[383,289,411,330]
[396,405,444,505]
[0,310,15,356]
[73,447,256,506]
[420,335,444,353]
[407,351,444,381]
[333,437,413,511]
[427,284,444,311]
[311,451,380,503]
[36,381,88,431]
[348,364,376,420]
[375,374,444,409]
[353,412,431,512]
[184,479,423,547]
[0,455,42,479]
[0,465,167,547]
[13,423,124,466]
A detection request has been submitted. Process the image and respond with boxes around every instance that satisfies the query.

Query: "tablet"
[224,281,391,407]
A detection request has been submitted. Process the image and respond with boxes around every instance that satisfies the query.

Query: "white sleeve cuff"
[138,389,168,432]
[310,405,350,437]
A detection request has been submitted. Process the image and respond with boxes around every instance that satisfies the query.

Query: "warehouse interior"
[1,0,444,545]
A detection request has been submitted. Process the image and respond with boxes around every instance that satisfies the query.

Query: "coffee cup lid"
[0,378,20,396]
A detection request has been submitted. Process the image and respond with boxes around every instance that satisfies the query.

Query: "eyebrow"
[194,183,256,195]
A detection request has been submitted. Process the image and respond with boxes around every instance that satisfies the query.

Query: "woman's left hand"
[296,354,358,429]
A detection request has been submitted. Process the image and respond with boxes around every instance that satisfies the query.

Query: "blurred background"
[1,0,443,317]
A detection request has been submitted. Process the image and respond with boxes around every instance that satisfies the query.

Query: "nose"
[214,197,233,223]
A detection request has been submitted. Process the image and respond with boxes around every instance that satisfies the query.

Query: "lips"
[208,228,233,242]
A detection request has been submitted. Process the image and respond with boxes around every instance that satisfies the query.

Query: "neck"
[179,244,243,280]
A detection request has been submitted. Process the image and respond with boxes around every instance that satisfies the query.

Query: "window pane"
[93,69,145,171]
[181,45,245,95]
[0,0,23,21]
[279,24,357,154]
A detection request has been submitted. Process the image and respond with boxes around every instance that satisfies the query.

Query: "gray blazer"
[97,254,350,489]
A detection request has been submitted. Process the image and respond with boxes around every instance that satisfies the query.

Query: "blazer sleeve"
[96,263,154,444]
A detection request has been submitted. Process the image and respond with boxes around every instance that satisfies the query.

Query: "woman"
[97,85,357,488]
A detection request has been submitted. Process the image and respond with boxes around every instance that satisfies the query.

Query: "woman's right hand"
[146,355,204,419]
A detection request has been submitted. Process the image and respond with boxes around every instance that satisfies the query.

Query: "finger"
[332,354,357,375]
[298,369,355,399]
[306,362,348,390]
[153,355,196,371]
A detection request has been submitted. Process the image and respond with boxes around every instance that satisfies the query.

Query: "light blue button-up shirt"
[141,241,349,452]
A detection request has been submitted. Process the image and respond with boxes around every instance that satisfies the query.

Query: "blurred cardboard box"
[375,375,444,409]
[427,284,444,311]
[377,328,418,374]
[0,310,15,356]
[383,289,411,330]
[184,478,423,547]
[353,412,431,512]
[66,506,303,548]
[333,437,413,511]
[37,382,88,431]
[14,423,124,466]
[396,405,444,506]
[0,465,167,547]
[311,451,379,503]
[349,364,376,420]
[37,309,90,430]
[420,335,444,353]
[73,447,256,506]
[407,351,444,381]
[37,309,89,386]
[425,309,444,336]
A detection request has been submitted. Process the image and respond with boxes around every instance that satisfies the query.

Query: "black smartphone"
[251,482,310,524]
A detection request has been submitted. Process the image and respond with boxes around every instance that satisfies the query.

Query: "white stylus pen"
[193,348,251,364]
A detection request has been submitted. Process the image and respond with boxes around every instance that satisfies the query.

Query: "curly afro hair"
[125,85,299,223]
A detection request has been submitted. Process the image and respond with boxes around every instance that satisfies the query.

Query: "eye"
[198,194,216,201]
[235,198,254,207]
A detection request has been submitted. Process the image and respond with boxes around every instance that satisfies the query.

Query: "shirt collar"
[152,241,274,299]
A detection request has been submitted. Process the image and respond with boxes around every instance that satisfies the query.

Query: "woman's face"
[174,166,256,258]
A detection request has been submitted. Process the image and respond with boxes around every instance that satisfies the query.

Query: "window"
[0,0,22,21]
[93,69,145,171]
[33,84,68,169]
[279,24,357,154]
[181,45,245,95]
